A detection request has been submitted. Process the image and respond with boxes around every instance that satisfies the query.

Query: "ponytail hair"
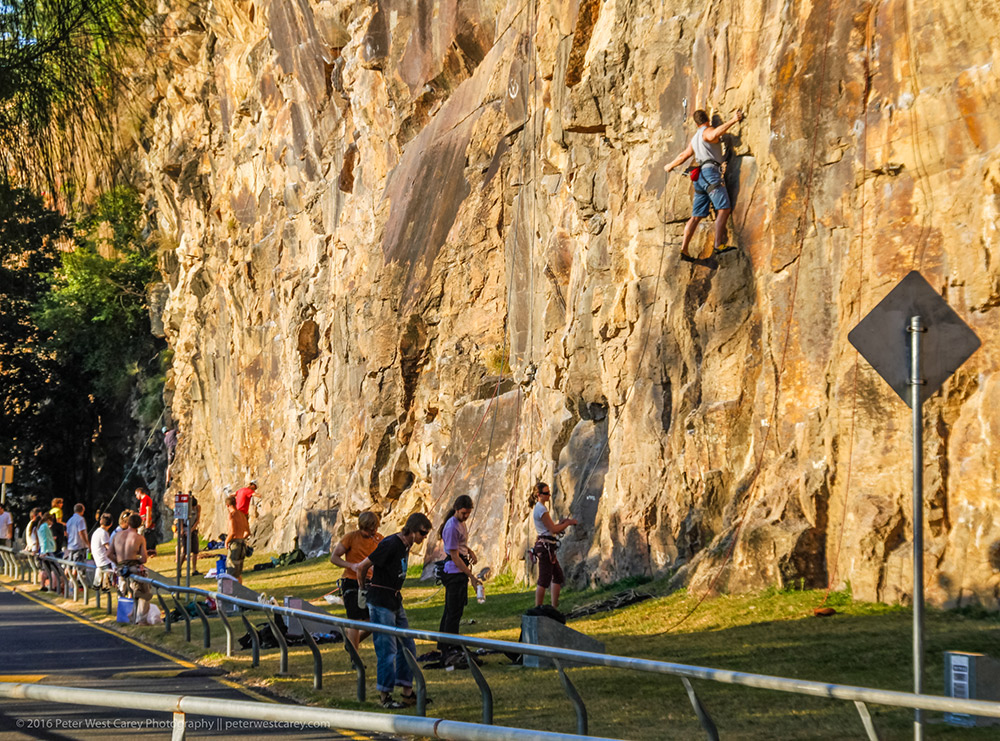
[438,495,474,537]
[529,481,549,507]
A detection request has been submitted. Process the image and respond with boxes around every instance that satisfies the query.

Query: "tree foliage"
[37,185,161,402]
[0,182,163,515]
[0,0,148,183]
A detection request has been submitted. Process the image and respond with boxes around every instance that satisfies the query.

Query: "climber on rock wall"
[664,108,744,263]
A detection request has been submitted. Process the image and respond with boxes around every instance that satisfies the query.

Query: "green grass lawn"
[20,539,1000,740]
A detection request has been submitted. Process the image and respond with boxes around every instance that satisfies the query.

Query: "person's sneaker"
[379,693,405,709]
[400,692,432,707]
[713,245,737,256]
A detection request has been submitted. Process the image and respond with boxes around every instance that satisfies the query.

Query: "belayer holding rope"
[435,495,481,659]
[530,482,577,610]
[664,107,744,262]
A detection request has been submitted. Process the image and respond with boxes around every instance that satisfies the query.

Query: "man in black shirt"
[355,512,432,709]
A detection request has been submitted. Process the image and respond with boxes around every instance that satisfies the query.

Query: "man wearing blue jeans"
[355,512,432,709]
[664,107,744,261]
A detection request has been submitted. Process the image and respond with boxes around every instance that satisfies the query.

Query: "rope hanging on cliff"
[431,0,539,522]
[664,0,838,634]
[820,1,877,609]
[97,407,166,516]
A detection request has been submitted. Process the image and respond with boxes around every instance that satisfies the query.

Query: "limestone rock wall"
[141,0,1000,606]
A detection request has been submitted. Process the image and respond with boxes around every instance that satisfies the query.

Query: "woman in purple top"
[436,495,480,655]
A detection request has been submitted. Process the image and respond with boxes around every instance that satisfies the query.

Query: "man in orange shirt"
[225,495,251,583]
[329,511,383,648]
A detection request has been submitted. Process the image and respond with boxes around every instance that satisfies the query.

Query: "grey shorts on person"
[228,539,246,578]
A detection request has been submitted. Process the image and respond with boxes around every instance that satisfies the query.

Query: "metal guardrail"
[0,681,614,741]
[5,545,1000,741]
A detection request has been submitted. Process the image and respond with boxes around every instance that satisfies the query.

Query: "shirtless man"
[108,513,153,620]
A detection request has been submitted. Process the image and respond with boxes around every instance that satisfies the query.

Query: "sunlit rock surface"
[140,0,1000,606]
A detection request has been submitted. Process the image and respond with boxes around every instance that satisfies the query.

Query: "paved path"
[0,586,379,740]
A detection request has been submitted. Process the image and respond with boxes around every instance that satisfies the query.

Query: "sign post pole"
[848,272,981,741]
[909,315,926,740]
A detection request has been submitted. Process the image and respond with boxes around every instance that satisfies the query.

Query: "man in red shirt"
[234,481,257,515]
[135,487,153,528]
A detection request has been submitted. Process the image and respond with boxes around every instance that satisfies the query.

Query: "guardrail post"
[216,604,234,656]
[240,614,260,668]
[157,593,172,633]
[401,647,427,717]
[191,599,212,649]
[265,613,289,675]
[341,633,366,702]
[171,710,186,741]
[79,569,89,605]
[107,584,114,616]
[855,700,880,741]
[553,659,587,736]
[29,555,39,585]
[681,677,719,741]
[301,628,323,690]
[172,594,192,642]
[464,647,494,725]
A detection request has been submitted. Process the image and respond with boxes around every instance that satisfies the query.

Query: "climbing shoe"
[713,245,737,257]
[679,252,698,263]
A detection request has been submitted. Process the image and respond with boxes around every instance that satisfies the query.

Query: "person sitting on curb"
[354,512,432,709]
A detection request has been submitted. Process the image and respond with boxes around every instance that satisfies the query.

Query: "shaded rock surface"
[137,0,1000,606]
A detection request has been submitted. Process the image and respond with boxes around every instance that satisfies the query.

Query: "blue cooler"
[117,597,134,623]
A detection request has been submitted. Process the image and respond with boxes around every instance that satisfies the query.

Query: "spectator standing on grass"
[436,495,480,657]
[234,481,258,516]
[225,495,250,583]
[108,513,152,621]
[355,512,432,709]
[329,511,383,650]
[0,504,12,547]
[531,482,577,611]
[90,513,114,590]
[65,504,88,561]
[178,494,202,575]
[135,486,158,555]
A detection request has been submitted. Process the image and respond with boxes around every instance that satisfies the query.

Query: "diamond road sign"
[848,271,980,406]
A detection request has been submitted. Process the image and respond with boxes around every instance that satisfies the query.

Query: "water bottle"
[476,584,485,604]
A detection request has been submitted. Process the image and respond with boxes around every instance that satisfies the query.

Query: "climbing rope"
[664,0,837,633]
[98,407,166,516]
[432,0,538,522]
[821,1,877,607]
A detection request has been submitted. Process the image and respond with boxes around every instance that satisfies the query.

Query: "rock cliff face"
[141,0,1000,606]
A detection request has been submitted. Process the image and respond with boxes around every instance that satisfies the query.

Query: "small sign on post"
[849,270,981,741]
[0,465,12,505]
[173,492,189,521]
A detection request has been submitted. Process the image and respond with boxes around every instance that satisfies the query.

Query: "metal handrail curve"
[0,681,615,741]
[131,576,1000,721]
[6,545,1000,735]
